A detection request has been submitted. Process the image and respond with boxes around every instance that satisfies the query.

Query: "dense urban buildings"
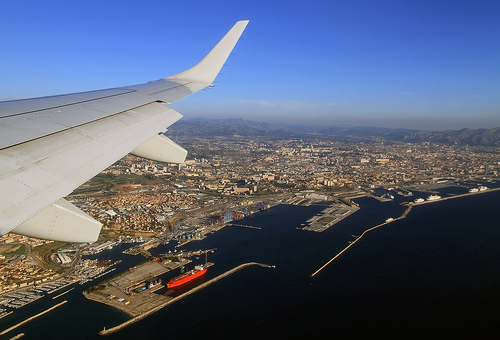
[0,133,498,294]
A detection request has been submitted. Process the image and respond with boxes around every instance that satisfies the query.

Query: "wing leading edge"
[0,20,249,243]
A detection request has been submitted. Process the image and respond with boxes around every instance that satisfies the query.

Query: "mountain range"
[168,118,500,147]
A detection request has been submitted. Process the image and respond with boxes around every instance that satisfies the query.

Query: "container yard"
[301,203,359,232]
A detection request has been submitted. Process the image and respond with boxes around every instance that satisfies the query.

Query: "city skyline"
[1,0,499,130]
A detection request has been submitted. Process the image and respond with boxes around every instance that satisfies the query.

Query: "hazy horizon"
[178,114,500,132]
[2,1,499,131]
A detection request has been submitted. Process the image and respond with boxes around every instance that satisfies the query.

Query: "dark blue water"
[2,188,500,339]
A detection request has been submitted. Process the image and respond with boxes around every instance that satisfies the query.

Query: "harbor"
[99,262,275,336]
[0,185,498,339]
[310,185,500,278]
[0,279,75,314]
[83,249,216,317]
[0,182,498,339]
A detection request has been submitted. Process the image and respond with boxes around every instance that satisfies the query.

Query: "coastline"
[1,182,499,339]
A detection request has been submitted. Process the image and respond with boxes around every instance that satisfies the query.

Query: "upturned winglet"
[166,20,249,84]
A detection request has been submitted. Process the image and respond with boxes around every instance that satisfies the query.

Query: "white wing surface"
[0,20,249,243]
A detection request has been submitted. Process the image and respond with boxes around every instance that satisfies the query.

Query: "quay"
[0,311,13,319]
[99,262,274,336]
[48,279,76,295]
[408,186,500,206]
[302,203,359,233]
[227,223,261,230]
[52,287,74,300]
[83,259,193,317]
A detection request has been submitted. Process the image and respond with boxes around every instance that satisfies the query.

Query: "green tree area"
[0,244,27,256]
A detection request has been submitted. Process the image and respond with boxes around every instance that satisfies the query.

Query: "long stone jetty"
[311,205,412,278]
[100,262,274,336]
[0,300,67,337]
[311,186,500,277]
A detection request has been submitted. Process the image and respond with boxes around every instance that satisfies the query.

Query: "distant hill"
[168,118,500,147]
[397,128,500,146]
[168,118,300,138]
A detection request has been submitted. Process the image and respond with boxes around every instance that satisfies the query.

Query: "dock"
[47,279,77,295]
[52,288,74,300]
[227,223,261,230]
[408,186,500,206]
[99,262,274,336]
[83,259,192,317]
[301,203,359,233]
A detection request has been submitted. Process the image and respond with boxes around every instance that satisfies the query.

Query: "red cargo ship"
[167,265,207,288]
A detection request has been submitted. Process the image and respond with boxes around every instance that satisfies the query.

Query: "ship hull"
[167,268,207,288]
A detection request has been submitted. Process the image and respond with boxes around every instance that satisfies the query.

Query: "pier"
[47,280,76,295]
[410,186,500,206]
[99,262,274,336]
[227,223,261,230]
[52,288,74,300]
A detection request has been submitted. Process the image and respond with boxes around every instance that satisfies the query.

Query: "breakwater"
[100,262,274,336]
[311,186,500,277]
[52,288,74,300]
[0,300,67,337]
[311,205,412,277]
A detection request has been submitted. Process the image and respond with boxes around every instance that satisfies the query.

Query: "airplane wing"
[0,20,249,243]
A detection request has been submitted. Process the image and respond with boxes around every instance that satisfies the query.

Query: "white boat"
[426,195,441,201]
[479,186,488,191]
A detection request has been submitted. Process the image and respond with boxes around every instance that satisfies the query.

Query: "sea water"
[2,186,500,339]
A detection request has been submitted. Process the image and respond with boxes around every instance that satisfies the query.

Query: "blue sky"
[1,0,499,130]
